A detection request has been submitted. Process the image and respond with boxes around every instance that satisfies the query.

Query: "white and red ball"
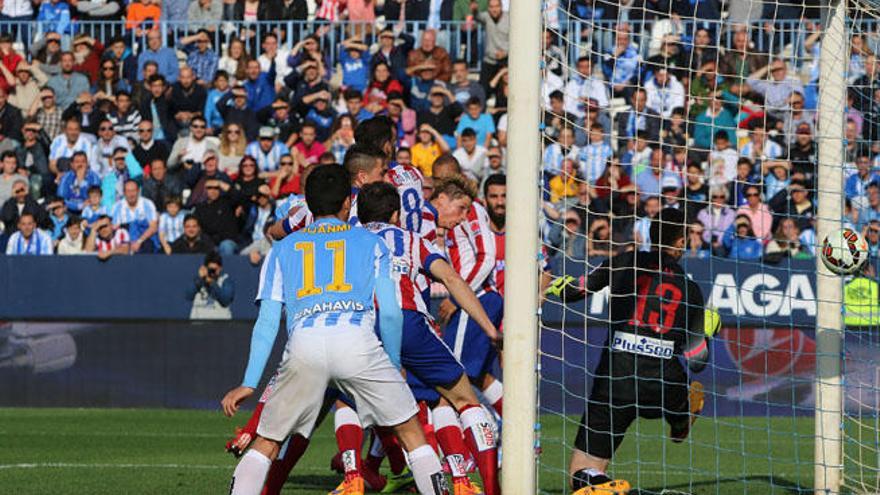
[820,228,869,275]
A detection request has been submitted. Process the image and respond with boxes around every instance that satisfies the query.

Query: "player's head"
[430,174,477,229]
[357,182,400,225]
[354,116,396,159]
[343,143,387,187]
[650,207,687,256]
[483,173,506,229]
[305,164,352,219]
[432,153,461,179]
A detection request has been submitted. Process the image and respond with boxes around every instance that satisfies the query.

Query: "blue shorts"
[407,373,442,403]
[401,310,465,389]
[442,291,503,380]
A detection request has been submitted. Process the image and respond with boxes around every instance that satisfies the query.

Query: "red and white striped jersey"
[283,191,358,234]
[493,231,551,296]
[364,221,445,316]
[387,164,426,234]
[419,202,438,243]
[95,227,130,252]
[444,201,496,294]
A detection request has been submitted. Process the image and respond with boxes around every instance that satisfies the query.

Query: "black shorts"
[574,351,691,459]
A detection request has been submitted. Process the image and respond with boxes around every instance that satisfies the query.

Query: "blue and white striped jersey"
[5,229,54,255]
[245,141,290,173]
[256,218,391,334]
[159,211,185,243]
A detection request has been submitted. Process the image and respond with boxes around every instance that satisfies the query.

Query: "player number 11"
[294,240,353,298]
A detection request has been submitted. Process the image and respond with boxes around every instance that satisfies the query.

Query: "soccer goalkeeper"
[545,208,720,495]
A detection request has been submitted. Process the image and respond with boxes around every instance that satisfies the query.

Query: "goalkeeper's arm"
[545,259,612,302]
[683,305,721,373]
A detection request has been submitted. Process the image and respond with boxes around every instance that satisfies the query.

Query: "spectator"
[684,221,711,259]
[101,37,138,87]
[615,88,660,153]
[449,59,485,106]
[257,33,291,91]
[549,158,580,204]
[452,127,487,181]
[417,85,461,148]
[455,97,495,149]
[542,90,572,141]
[406,30,451,83]
[342,88,373,123]
[31,32,63,77]
[37,0,73,37]
[765,217,810,260]
[577,122,613,184]
[727,157,758,207]
[106,91,142,141]
[186,151,231,207]
[218,37,250,85]
[170,214,216,254]
[80,185,106,226]
[634,195,662,251]
[780,92,815,144]
[708,130,739,187]
[71,34,104,85]
[240,183,273,258]
[741,124,783,162]
[85,214,130,259]
[125,0,161,33]
[188,0,223,32]
[643,66,685,118]
[47,52,89,111]
[411,124,450,177]
[61,92,104,136]
[302,92,336,143]
[586,215,613,258]
[474,0,509,91]
[635,148,680,198]
[168,116,219,170]
[364,61,403,114]
[7,62,48,116]
[245,127,289,175]
[192,178,241,255]
[370,28,414,86]
[846,155,880,203]
[143,159,184,212]
[93,59,131,97]
[140,74,177,141]
[0,151,26,206]
[697,186,736,251]
[158,196,184,254]
[58,151,100,213]
[131,60,159,107]
[548,208,586,261]
[101,147,142,206]
[646,34,688,82]
[769,179,815,232]
[292,122,326,165]
[137,29,179,83]
[858,183,880,231]
[91,119,130,176]
[110,179,158,253]
[736,184,773,240]
[722,215,763,260]
[186,251,234,319]
[46,196,69,241]
[747,59,804,119]
[217,123,246,174]
[386,93,416,148]
[601,23,640,98]
[289,60,331,113]
[720,27,768,83]
[762,159,791,201]
[204,71,230,134]
[338,36,370,93]
[268,155,299,198]
[327,114,356,164]
[16,122,50,196]
[169,67,208,131]
[5,213,53,255]
[543,126,578,177]
[233,155,266,210]
[788,123,818,190]
[407,62,441,114]
[242,59,274,112]
[692,97,737,153]
[216,85,260,141]
[57,216,87,255]
[31,87,64,140]
[132,120,171,167]
[1,178,48,243]
[661,107,688,148]
[1,4,35,50]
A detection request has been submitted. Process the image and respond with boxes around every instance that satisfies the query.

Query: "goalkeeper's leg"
[568,403,634,495]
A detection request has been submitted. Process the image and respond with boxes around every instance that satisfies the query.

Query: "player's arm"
[545,255,613,302]
[460,205,497,292]
[429,257,501,345]
[682,280,716,373]
[375,240,404,369]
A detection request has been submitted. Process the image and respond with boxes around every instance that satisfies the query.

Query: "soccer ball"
[820,228,869,275]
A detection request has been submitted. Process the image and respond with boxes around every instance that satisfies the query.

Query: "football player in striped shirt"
[356,182,502,495]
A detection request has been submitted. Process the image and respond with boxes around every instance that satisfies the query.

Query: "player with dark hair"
[545,208,718,494]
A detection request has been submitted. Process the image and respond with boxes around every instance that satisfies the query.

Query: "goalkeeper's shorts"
[443,291,504,380]
[574,362,690,459]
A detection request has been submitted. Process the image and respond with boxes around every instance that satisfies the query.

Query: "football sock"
[460,405,500,495]
[432,406,469,481]
[334,407,364,480]
[261,435,309,495]
[230,449,271,495]
[482,380,503,417]
[417,402,439,453]
[407,444,449,495]
[376,426,408,475]
[241,402,265,436]
[365,429,385,473]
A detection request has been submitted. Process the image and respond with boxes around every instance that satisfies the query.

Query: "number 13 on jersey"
[295,240,353,299]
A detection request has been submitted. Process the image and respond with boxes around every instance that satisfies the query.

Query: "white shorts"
[257,324,419,442]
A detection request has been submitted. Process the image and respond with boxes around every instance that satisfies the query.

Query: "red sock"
[375,426,407,475]
[460,405,500,495]
[242,402,265,435]
[491,398,503,417]
[433,406,469,481]
[261,434,310,495]
[482,380,503,418]
[364,429,385,474]
[416,402,439,454]
[334,407,363,481]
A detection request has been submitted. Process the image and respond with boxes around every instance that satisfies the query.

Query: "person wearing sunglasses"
[696,185,736,251]
[93,59,131,97]
[735,184,773,240]
[91,118,131,176]
[131,121,171,169]
[168,115,219,170]
[1,179,49,240]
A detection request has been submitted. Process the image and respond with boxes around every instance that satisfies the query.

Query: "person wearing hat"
[71,34,104,85]
[245,126,290,175]
[216,84,260,142]
[257,98,299,146]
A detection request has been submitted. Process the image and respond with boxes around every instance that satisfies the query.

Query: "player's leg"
[392,415,451,495]
[568,390,634,495]
[478,374,503,418]
[231,437,283,495]
[333,403,366,485]
[665,380,705,442]
[227,375,278,457]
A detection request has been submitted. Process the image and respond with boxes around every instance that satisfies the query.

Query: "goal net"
[529,0,880,493]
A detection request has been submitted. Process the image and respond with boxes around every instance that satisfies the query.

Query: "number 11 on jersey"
[295,240,352,299]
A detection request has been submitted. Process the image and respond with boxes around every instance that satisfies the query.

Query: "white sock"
[460,406,497,451]
[407,444,449,495]
[229,449,272,495]
[482,380,503,405]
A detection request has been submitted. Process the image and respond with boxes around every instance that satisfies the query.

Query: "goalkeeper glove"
[704,307,721,338]
[544,274,585,301]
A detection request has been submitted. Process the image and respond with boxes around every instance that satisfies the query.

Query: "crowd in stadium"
[0,0,869,266]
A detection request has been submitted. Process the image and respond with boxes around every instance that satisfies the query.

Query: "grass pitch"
[0,408,866,494]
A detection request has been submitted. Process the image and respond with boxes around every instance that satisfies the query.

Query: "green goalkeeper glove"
[544,275,585,301]
[704,308,721,338]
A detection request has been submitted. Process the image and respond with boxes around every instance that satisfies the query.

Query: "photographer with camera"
[186,251,235,319]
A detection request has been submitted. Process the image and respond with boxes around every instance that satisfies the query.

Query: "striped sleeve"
[5,232,19,254]
[256,246,284,303]
[39,232,54,254]
[461,203,496,290]
[373,236,392,280]
[49,136,64,160]
[417,233,445,272]
[143,198,158,221]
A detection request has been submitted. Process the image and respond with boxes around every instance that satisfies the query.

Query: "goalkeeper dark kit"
[557,250,710,459]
